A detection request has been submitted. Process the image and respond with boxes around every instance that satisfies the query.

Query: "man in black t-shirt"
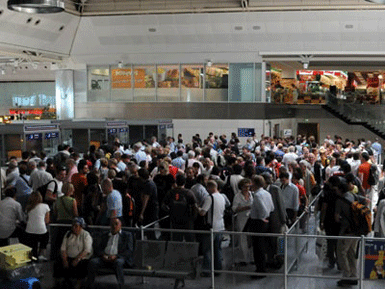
[162,174,197,242]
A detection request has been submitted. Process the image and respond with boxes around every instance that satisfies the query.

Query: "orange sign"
[111,69,132,89]
[134,69,146,88]
[111,69,146,89]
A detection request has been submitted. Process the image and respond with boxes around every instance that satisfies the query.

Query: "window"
[181,64,203,102]
[205,63,228,102]
[88,66,110,102]
[157,65,180,102]
[133,65,155,102]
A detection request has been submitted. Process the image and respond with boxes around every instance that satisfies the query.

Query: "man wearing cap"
[86,218,134,289]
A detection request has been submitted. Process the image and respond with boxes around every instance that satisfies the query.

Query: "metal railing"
[48,191,384,289]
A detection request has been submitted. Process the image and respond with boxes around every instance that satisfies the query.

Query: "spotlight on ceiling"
[117,61,124,69]
[7,0,64,14]
[302,61,309,69]
[365,0,385,3]
[206,60,213,67]
[1,68,5,75]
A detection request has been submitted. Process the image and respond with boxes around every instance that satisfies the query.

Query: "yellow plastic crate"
[0,244,32,270]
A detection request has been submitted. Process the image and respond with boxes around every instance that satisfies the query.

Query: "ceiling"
[63,0,385,16]
[0,0,385,80]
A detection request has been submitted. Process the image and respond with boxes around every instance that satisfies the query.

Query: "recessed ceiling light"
[59,25,64,31]
[148,28,157,32]
[26,17,32,23]
[234,26,243,31]
[35,19,40,25]
[7,0,65,14]
[252,25,261,30]
[0,10,4,15]
[345,24,354,29]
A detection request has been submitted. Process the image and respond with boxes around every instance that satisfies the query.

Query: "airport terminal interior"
[1,0,385,288]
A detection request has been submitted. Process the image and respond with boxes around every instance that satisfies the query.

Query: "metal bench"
[98,240,202,289]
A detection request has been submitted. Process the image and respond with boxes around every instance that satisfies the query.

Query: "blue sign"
[108,128,117,134]
[119,128,128,133]
[45,132,59,139]
[26,133,42,141]
[238,128,255,137]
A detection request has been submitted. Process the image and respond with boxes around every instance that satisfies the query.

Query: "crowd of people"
[0,132,383,288]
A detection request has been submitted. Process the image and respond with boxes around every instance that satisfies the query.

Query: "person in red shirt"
[71,159,89,213]
[358,152,371,193]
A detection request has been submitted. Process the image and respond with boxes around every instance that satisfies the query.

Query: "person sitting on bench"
[85,218,134,289]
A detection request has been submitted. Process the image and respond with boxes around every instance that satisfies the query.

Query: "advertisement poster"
[111,69,146,89]
[111,69,132,89]
[365,240,385,280]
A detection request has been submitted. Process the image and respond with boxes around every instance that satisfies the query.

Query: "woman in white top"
[25,191,50,260]
[232,178,253,265]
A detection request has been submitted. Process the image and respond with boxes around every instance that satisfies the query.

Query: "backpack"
[221,175,235,203]
[37,180,58,204]
[169,189,192,225]
[343,196,372,236]
[368,164,379,186]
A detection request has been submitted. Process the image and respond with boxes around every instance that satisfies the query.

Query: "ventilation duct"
[7,0,64,13]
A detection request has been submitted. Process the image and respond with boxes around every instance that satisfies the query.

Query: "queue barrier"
[48,191,384,289]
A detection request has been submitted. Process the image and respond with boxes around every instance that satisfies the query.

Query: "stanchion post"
[211,229,215,289]
[231,214,236,268]
[359,236,365,289]
[284,232,288,289]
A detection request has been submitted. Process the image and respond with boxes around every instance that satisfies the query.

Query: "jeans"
[201,232,223,272]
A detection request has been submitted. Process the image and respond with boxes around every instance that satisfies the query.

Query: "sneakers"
[38,255,48,262]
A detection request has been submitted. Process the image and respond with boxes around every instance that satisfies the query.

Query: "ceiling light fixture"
[300,54,313,70]
[365,0,385,3]
[1,68,5,75]
[7,0,64,14]
[206,60,213,67]
[117,61,123,68]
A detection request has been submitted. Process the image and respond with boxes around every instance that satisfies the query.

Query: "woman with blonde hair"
[54,182,78,223]
[25,191,50,260]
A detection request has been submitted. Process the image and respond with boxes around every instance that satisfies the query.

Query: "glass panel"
[205,64,228,102]
[157,65,180,102]
[5,134,22,162]
[265,63,271,103]
[255,63,262,102]
[181,64,204,102]
[43,132,59,156]
[72,129,89,154]
[134,65,156,102]
[129,125,144,145]
[144,125,158,143]
[90,129,106,148]
[88,66,110,102]
[110,66,133,101]
[61,129,73,147]
[229,63,254,102]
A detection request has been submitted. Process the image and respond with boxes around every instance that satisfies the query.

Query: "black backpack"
[37,180,58,204]
[169,189,191,225]
[221,175,235,203]
[368,164,379,186]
